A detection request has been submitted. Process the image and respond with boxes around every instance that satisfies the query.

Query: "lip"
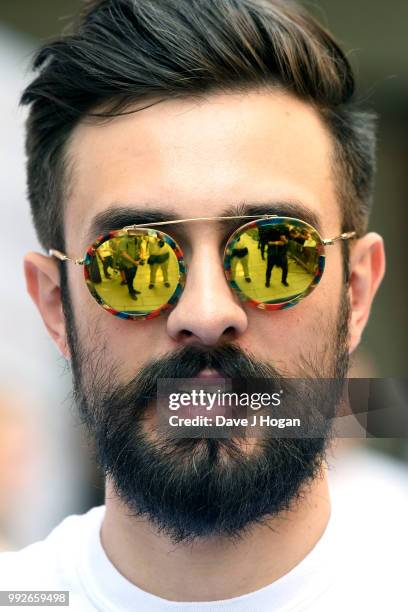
[196,369,225,379]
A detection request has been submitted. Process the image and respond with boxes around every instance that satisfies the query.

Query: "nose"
[166,244,248,346]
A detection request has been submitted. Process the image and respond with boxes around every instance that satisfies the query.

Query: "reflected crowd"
[230,223,320,303]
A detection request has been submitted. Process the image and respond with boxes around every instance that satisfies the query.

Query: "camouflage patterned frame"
[224,217,326,311]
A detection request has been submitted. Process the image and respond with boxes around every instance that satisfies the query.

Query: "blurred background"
[0,0,407,551]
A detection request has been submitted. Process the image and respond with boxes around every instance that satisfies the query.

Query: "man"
[230,236,251,284]
[1,0,400,610]
[257,224,269,260]
[147,235,171,289]
[265,227,289,288]
[117,234,143,299]
[96,239,114,279]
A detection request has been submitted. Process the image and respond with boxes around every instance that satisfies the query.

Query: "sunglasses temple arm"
[49,249,85,265]
[322,231,356,246]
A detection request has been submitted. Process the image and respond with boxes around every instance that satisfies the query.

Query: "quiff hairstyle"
[21,0,377,253]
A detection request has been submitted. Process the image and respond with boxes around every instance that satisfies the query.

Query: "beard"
[61,272,350,544]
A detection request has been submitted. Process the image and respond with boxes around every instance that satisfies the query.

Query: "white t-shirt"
[0,449,407,611]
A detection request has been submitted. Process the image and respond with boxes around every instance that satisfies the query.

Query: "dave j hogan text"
[168,415,301,428]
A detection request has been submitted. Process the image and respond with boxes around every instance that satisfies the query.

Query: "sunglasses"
[49,215,356,321]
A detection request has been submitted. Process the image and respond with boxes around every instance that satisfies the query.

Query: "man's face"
[62,89,350,542]
[65,89,346,368]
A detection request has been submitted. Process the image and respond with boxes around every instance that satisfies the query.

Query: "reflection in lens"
[88,230,181,314]
[227,221,320,304]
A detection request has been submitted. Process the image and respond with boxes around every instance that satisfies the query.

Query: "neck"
[100,467,331,602]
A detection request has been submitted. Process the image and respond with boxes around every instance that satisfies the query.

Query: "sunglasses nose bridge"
[166,243,248,345]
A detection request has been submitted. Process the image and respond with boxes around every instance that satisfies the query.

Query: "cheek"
[67,264,100,333]
[65,264,111,356]
[67,265,170,377]
[242,252,344,367]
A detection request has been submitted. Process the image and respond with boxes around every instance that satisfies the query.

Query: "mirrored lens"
[225,220,321,304]
[86,230,182,315]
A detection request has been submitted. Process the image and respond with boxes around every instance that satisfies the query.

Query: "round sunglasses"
[49,215,356,321]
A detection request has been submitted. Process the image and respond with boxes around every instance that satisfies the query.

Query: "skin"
[24,89,385,601]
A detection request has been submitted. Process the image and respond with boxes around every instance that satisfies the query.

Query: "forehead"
[64,89,340,249]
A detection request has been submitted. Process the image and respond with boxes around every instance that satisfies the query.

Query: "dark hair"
[20,0,377,253]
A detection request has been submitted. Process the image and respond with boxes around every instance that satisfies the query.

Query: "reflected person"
[265,227,289,288]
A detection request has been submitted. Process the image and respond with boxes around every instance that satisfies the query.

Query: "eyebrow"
[82,200,323,246]
[83,206,181,246]
[220,202,322,234]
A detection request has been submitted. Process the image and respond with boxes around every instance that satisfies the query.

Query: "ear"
[348,233,385,353]
[24,252,70,359]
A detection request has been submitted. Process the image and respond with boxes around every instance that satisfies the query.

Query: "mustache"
[129,343,283,401]
[138,343,282,380]
[80,343,285,420]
